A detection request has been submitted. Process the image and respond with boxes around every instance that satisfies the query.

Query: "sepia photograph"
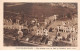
[3,3,78,47]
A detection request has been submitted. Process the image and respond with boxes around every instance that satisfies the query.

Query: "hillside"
[4,3,77,23]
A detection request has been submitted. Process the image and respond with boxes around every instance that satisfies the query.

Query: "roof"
[47,18,77,29]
